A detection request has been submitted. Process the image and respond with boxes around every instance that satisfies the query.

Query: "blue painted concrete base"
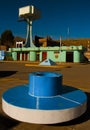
[2,85,87,110]
[2,84,87,124]
[2,72,87,124]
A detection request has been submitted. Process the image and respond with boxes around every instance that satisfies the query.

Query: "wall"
[73,51,80,62]
[8,45,85,63]
[60,51,66,62]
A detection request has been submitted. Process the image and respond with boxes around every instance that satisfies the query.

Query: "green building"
[8,45,85,63]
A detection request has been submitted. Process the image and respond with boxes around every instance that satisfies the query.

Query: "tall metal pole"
[67,27,70,40]
[60,36,62,52]
[60,36,62,47]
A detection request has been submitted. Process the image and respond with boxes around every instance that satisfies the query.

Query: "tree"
[1,30,14,49]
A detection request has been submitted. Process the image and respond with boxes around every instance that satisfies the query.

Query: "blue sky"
[0,0,90,40]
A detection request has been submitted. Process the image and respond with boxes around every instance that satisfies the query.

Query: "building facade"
[8,45,85,63]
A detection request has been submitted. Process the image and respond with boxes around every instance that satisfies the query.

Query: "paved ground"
[0,61,90,130]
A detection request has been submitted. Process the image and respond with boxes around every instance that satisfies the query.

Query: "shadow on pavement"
[0,71,17,78]
[0,114,19,130]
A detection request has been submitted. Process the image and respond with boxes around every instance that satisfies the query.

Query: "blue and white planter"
[2,72,87,124]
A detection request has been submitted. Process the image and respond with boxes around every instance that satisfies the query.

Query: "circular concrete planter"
[2,72,87,124]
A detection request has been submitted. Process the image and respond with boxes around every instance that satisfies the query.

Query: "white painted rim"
[2,99,87,124]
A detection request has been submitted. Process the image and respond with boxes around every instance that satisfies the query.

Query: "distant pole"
[60,36,62,52]
[67,27,70,40]
[60,36,62,47]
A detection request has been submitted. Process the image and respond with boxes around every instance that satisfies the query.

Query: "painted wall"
[12,52,17,60]
[30,51,37,61]
[8,46,85,63]
[47,51,60,62]
[73,51,80,62]
[60,51,66,62]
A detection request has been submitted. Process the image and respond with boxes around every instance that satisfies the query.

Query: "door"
[66,52,73,62]
[42,52,47,61]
